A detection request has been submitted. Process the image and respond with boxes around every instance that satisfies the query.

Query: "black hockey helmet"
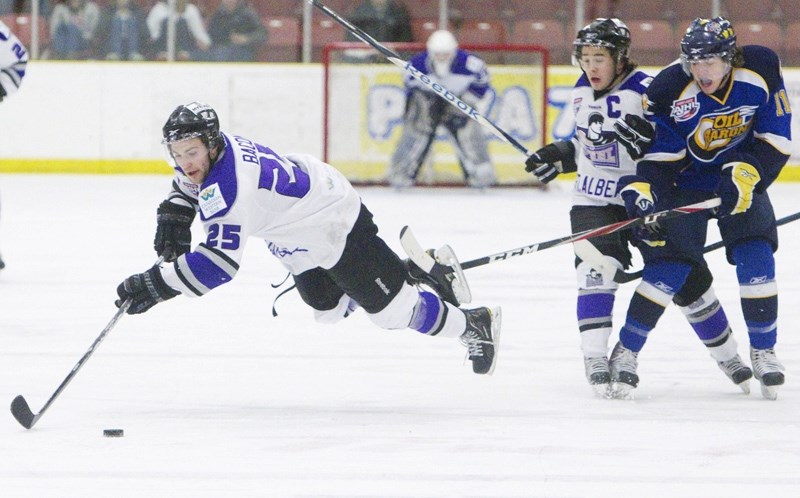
[680,17,736,63]
[162,102,222,150]
[573,18,631,63]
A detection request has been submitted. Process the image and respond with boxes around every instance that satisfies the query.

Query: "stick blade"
[11,395,36,429]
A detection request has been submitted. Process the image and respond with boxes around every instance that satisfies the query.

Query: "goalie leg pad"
[387,91,443,187]
[449,118,495,188]
[388,127,435,187]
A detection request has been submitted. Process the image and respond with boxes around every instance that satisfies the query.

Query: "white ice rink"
[1,174,799,497]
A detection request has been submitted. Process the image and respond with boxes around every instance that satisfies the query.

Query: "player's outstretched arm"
[115,265,180,314]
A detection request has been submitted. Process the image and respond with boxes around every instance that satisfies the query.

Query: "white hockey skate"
[609,342,639,400]
[716,354,752,394]
[750,347,785,400]
[584,356,612,398]
[400,226,472,306]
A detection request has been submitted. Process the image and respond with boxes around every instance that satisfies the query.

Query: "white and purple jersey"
[570,70,652,207]
[0,20,28,100]
[404,48,490,99]
[161,133,361,297]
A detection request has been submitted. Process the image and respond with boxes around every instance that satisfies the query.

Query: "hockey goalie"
[386,30,496,189]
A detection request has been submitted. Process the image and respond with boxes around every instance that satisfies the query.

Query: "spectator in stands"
[147,0,210,61]
[48,0,100,60]
[349,0,411,42]
[97,0,147,60]
[204,0,265,62]
[2,0,55,17]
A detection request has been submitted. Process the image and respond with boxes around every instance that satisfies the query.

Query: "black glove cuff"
[147,266,180,301]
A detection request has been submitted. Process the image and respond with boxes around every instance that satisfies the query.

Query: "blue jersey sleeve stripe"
[174,258,205,296]
[183,250,234,291]
[196,243,240,275]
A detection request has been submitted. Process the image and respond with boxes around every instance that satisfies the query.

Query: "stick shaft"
[615,209,800,283]
[309,0,530,155]
[461,198,721,270]
[11,257,164,429]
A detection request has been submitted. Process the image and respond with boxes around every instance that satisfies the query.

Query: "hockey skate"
[716,355,753,394]
[460,307,502,375]
[609,342,639,399]
[584,356,611,397]
[400,226,472,306]
[750,347,785,400]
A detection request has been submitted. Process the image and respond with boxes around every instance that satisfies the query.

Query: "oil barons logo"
[688,106,758,162]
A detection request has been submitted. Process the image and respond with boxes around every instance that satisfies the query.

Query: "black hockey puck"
[103,429,124,437]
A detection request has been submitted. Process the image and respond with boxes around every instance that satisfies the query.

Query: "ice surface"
[1,175,799,497]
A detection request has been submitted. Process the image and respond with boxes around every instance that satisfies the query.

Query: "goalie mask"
[426,30,458,78]
[680,17,736,75]
[162,102,222,150]
[573,18,631,66]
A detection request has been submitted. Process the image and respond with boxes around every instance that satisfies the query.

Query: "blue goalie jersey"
[639,45,792,194]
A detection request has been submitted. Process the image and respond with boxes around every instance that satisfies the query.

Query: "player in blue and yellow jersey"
[612,17,791,399]
[525,18,742,399]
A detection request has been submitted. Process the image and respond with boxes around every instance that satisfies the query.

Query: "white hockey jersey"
[0,20,27,101]
[569,70,652,207]
[161,133,361,297]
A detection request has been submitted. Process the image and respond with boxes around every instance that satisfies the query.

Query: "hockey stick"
[10,257,164,429]
[308,0,530,156]
[613,209,800,284]
[402,198,721,276]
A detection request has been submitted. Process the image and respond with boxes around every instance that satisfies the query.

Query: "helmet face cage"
[162,102,222,150]
[680,17,736,65]
[573,18,631,66]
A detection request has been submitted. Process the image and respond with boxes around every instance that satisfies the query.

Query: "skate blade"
[591,383,612,399]
[484,307,502,376]
[736,379,751,395]
[434,244,472,305]
[609,382,636,400]
[759,384,779,400]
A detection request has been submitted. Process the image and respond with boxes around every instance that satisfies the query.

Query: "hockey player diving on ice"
[114,102,502,375]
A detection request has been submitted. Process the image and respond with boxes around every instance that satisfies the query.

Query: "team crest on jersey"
[199,183,227,217]
[670,96,700,122]
[689,106,757,161]
[179,177,199,196]
[585,269,604,287]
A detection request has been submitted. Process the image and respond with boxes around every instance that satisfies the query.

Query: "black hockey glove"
[614,114,654,160]
[154,200,196,262]
[524,140,577,184]
[718,155,761,217]
[115,266,180,315]
[618,175,665,247]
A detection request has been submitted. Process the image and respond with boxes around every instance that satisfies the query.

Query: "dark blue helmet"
[573,18,631,63]
[162,102,222,150]
[680,17,736,63]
